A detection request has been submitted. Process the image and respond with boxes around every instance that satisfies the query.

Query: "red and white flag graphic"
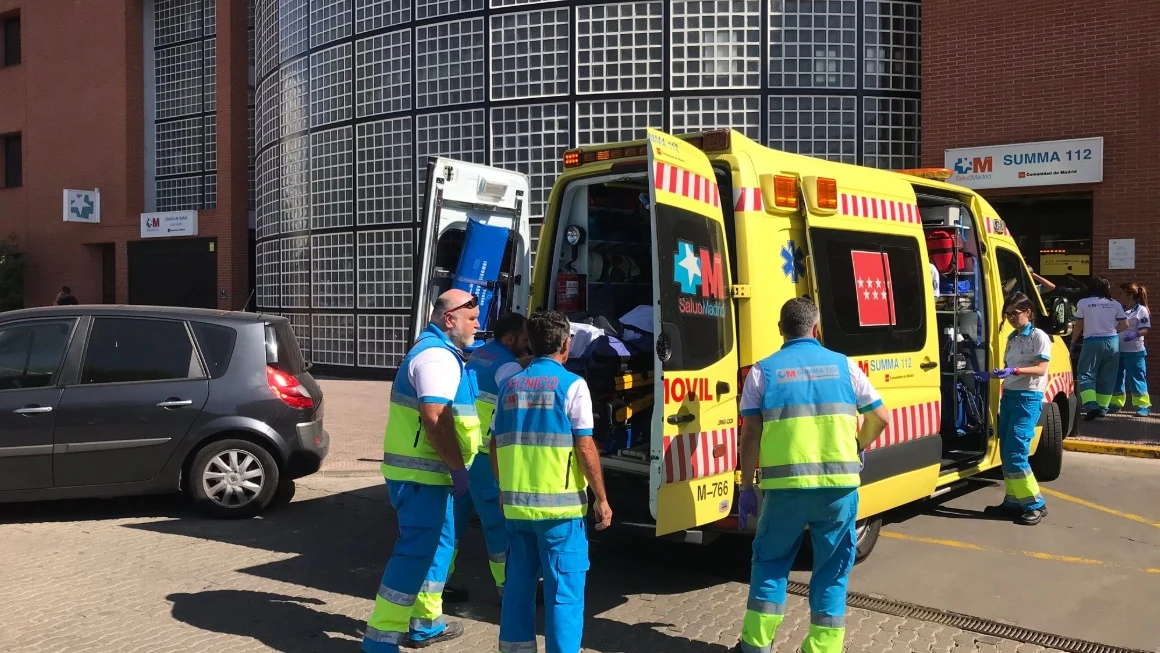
[851,250,896,327]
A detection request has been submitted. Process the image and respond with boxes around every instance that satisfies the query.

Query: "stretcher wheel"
[1030,402,1064,483]
[854,516,881,563]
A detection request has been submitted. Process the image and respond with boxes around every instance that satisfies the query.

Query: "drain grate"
[785,581,1149,653]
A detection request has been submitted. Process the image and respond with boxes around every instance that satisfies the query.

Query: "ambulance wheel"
[854,517,881,563]
[1030,402,1064,483]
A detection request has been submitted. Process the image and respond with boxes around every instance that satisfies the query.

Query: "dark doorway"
[128,238,218,309]
[990,195,1093,300]
[101,244,116,304]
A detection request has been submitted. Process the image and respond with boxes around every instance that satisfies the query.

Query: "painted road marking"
[1040,487,1160,528]
[880,531,1160,575]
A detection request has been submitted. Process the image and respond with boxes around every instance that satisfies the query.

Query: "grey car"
[0,305,328,518]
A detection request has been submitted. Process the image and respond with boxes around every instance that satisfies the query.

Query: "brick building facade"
[922,0,1160,389]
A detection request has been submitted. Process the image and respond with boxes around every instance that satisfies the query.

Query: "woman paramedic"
[975,292,1051,526]
[1069,276,1129,420]
[1110,282,1151,416]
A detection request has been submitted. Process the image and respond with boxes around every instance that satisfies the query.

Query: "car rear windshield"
[266,320,307,375]
[191,322,238,379]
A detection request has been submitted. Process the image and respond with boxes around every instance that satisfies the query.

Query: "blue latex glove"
[993,367,1017,379]
[451,468,470,497]
[859,450,866,471]
[973,370,991,382]
[1124,330,1140,342]
[738,486,760,530]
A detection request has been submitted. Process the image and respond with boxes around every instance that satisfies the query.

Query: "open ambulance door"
[408,157,533,348]
[644,129,740,537]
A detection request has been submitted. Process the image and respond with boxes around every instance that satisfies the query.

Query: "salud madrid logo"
[673,240,726,317]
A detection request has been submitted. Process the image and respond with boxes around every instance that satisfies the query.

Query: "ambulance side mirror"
[1037,297,1073,336]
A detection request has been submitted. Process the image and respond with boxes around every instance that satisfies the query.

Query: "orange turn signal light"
[773,175,799,209]
[816,177,838,210]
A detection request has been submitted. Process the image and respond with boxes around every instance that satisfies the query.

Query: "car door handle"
[156,399,193,408]
[667,413,695,425]
[14,405,53,415]
[920,361,938,371]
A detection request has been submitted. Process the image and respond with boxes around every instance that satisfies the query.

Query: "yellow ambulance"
[409,128,1077,561]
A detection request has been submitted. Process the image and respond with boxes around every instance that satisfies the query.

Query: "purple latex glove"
[993,367,1017,379]
[738,486,760,530]
[451,468,470,497]
[859,450,866,471]
[1124,330,1140,342]
[973,370,991,382]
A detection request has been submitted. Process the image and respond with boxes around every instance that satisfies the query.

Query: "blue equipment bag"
[451,218,511,332]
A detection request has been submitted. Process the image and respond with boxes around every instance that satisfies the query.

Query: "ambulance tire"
[854,516,882,563]
[1030,402,1064,483]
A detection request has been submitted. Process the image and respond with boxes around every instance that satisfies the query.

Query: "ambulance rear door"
[644,128,740,536]
[409,157,533,345]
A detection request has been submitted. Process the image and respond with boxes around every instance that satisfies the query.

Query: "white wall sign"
[1109,238,1135,270]
[944,137,1103,189]
[63,189,101,223]
[140,210,199,238]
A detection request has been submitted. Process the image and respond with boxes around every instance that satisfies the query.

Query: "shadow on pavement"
[167,590,363,653]
[0,493,194,524]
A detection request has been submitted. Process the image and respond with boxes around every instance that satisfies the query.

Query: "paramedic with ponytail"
[1111,282,1151,416]
[734,298,889,653]
[361,289,482,652]
[1070,276,1129,419]
[445,312,530,604]
[975,292,1051,526]
[491,310,611,653]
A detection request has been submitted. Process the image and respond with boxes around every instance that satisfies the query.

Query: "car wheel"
[854,516,882,563]
[1030,402,1064,482]
[187,439,281,519]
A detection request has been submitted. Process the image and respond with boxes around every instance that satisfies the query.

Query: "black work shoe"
[442,585,469,603]
[1084,408,1106,421]
[1017,507,1047,526]
[401,622,464,649]
[982,504,1022,519]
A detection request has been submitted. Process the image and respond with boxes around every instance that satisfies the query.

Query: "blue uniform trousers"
[499,517,589,653]
[741,489,858,653]
[362,482,457,653]
[450,452,509,595]
[1111,351,1151,411]
[1078,336,1119,410]
[997,391,1046,511]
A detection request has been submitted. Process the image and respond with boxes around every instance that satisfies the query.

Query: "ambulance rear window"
[809,228,927,357]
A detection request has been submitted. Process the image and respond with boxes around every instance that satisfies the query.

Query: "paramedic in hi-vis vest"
[735,298,889,653]
[975,292,1051,525]
[491,310,612,653]
[1070,276,1129,420]
[445,313,531,604]
[361,289,482,652]
[1111,282,1150,416]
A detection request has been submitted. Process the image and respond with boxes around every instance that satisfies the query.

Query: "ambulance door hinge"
[730,284,752,298]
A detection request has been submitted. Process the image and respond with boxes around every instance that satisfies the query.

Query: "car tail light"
[267,365,314,409]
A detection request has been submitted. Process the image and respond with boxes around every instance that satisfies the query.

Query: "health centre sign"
[944,137,1103,190]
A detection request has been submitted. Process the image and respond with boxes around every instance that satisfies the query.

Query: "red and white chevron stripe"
[663,428,737,484]
[733,187,764,212]
[864,400,942,451]
[653,162,721,209]
[1043,371,1075,400]
[840,193,921,224]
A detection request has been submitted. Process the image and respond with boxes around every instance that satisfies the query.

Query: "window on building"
[808,228,928,357]
[2,15,20,66]
[80,318,201,384]
[2,134,20,188]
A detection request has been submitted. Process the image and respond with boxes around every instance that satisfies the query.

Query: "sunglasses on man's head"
[446,296,479,315]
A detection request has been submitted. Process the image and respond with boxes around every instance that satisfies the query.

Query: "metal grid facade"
[153,0,218,211]
[253,0,921,375]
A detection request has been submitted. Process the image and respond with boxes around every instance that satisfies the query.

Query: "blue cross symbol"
[781,240,806,282]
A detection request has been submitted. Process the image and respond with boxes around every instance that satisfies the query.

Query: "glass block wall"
[153,0,219,211]
[252,0,921,375]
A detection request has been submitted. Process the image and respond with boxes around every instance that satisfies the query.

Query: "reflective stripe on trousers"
[1078,337,1119,410]
[997,392,1045,511]
[500,517,589,653]
[362,483,457,653]
[449,452,509,593]
[1112,351,1151,409]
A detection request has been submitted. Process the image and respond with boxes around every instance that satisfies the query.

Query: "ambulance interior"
[917,192,994,470]
[545,174,662,475]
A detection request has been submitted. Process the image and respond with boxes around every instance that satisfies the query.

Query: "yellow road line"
[1040,487,1160,528]
[880,530,1156,575]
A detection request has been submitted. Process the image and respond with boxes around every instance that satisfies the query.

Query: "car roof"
[0,304,282,325]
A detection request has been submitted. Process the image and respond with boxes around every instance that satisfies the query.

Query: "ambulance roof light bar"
[895,168,954,182]
[562,129,732,168]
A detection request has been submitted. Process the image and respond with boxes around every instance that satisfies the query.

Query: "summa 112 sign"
[944,137,1103,190]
